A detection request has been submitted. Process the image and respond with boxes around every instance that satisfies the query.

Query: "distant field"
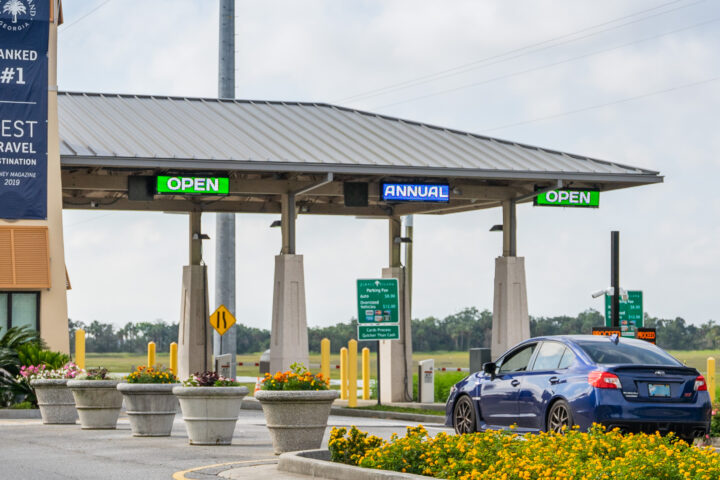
[85,350,470,378]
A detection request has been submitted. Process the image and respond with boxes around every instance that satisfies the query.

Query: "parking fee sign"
[356,279,400,340]
[605,290,643,337]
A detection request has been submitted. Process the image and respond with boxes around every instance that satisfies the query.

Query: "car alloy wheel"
[547,400,573,433]
[453,395,476,434]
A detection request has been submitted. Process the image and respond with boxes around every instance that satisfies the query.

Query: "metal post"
[404,215,413,313]
[502,200,516,257]
[189,212,202,265]
[376,341,381,405]
[214,0,237,377]
[281,193,296,255]
[147,341,156,368]
[389,216,401,267]
[170,342,178,377]
[611,231,620,328]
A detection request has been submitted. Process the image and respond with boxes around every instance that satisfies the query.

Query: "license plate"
[648,383,670,397]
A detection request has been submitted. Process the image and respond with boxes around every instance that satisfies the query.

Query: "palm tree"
[2,0,26,24]
[0,326,43,406]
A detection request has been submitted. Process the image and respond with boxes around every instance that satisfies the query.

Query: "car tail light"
[588,371,622,389]
[695,375,707,391]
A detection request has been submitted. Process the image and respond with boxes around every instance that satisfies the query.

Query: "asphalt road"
[0,410,451,480]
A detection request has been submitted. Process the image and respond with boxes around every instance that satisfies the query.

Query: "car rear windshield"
[575,340,681,366]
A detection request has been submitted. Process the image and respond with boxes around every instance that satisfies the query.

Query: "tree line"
[68,308,718,354]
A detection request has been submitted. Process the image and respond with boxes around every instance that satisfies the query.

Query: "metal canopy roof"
[58,91,663,216]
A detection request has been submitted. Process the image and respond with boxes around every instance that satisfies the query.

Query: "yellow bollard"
[362,347,370,400]
[75,329,85,370]
[708,357,716,403]
[348,340,358,407]
[170,342,178,377]
[147,341,156,368]
[340,347,348,400]
[321,338,330,384]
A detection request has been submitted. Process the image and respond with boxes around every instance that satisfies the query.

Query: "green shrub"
[16,344,70,370]
[8,401,35,410]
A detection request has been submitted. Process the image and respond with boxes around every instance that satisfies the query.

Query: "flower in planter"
[261,362,329,391]
[125,366,178,384]
[23,362,83,380]
[183,371,240,387]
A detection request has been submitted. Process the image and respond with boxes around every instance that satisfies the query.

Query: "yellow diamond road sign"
[209,305,236,335]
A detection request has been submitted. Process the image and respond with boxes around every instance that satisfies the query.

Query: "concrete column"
[269,254,309,373]
[491,200,530,359]
[39,20,69,353]
[177,265,212,380]
[177,212,212,379]
[379,266,412,403]
[379,216,412,403]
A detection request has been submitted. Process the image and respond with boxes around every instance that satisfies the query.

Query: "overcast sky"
[57,0,720,330]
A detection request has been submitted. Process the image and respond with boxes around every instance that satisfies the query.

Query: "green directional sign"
[356,278,400,341]
[534,189,599,208]
[156,176,229,195]
[605,290,643,337]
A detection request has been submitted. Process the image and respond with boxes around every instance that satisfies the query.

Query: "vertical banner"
[0,0,49,219]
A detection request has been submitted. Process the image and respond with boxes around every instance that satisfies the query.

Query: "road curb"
[241,397,445,424]
[0,409,41,419]
[278,450,434,479]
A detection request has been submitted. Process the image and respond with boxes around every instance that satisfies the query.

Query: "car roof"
[526,334,645,343]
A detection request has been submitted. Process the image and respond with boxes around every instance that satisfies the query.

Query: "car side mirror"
[483,362,496,378]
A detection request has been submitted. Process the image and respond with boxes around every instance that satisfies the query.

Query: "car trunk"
[606,365,700,403]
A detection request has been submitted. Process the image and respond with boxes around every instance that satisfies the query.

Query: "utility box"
[215,354,233,379]
[259,349,271,375]
[418,359,434,404]
[470,348,491,374]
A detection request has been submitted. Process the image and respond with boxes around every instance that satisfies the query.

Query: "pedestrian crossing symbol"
[209,305,236,335]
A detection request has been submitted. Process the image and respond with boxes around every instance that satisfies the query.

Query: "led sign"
[381,183,449,202]
[534,189,599,208]
[156,176,229,195]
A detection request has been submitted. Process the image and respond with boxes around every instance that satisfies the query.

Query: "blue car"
[445,335,711,442]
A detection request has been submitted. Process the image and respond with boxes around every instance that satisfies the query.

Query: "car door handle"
[511,379,520,387]
[549,377,560,385]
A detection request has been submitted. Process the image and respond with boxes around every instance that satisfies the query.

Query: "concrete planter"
[173,385,248,445]
[67,379,123,429]
[30,379,78,424]
[117,383,180,437]
[255,389,339,454]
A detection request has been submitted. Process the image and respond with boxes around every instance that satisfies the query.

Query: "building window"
[0,292,40,332]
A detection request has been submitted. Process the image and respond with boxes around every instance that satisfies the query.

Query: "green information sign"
[356,278,399,341]
[605,290,643,337]
[156,176,229,195]
[534,189,599,208]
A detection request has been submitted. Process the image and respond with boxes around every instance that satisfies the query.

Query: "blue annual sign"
[0,0,49,219]
[381,183,449,202]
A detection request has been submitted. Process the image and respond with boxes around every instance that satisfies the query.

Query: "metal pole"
[611,231,620,328]
[376,340,381,405]
[214,0,237,377]
[404,215,413,314]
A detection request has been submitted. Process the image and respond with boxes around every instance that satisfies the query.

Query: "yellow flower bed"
[329,424,720,479]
